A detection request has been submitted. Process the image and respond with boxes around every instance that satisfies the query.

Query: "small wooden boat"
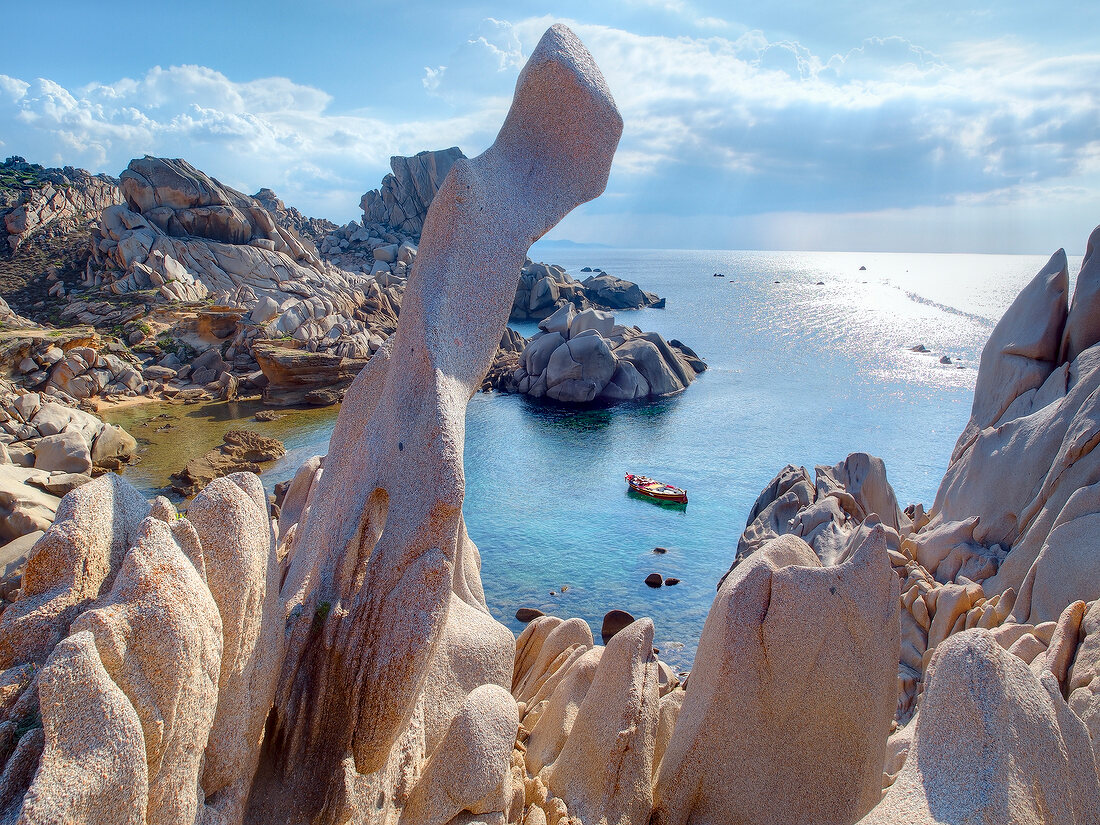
[625,473,688,504]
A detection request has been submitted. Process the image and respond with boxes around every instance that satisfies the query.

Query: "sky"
[2,1,1098,254]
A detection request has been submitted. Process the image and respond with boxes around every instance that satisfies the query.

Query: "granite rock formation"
[88,156,388,367]
[0,471,277,824]
[249,23,623,824]
[861,628,1100,825]
[726,227,1100,820]
[360,147,466,237]
[511,305,704,402]
[4,22,1099,825]
[653,528,898,825]
[511,260,663,322]
[1,157,122,252]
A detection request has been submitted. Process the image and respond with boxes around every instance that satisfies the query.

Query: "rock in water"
[654,528,899,825]
[251,24,622,824]
[171,429,285,497]
[511,307,703,403]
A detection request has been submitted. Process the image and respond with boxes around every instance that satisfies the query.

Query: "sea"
[106,248,1081,671]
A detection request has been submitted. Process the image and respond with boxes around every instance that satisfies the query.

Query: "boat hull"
[625,473,688,504]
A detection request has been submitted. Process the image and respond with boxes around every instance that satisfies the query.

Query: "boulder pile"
[511,304,705,402]
[512,260,663,322]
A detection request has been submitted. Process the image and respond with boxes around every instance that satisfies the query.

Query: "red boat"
[625,473,688,504]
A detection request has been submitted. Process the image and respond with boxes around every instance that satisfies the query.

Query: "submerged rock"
[171,429,285,497]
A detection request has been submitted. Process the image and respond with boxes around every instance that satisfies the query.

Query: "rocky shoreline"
[0,22,1088,825]
[0,127,703,562]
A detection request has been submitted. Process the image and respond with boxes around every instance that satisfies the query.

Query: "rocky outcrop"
[252,343,372,407]
[247,24,622,824]
[1,156,122,252]
[723,228,1100,821]
[251,187,336,245]
[861,628,1100,825]
[511,306,704,403]
[654,529,898,825]
[42,342,146,402]
[914,235,1100,625]
[360,147,466,236]
[88,156,391,366]
[0,470,279,824]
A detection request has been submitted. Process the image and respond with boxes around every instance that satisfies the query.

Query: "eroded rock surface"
[654,529,899,825]
[251,23,623,825]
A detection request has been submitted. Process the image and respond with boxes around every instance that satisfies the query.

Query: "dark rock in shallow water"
[601,609,636,643]
[304,388,344,407]
[515,607,545,623]
[653,546,668,554]
[645,572,664,588]
[171,428,285,497]
[665,577,681,586]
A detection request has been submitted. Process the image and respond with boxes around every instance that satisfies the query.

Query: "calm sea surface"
[106,248,1081,670]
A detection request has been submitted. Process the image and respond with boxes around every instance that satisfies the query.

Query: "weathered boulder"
[18,630,149,823]
[188,474,283,823]
[545,618,659,825]
[34,431,92,474]
[512,261,662,322]
[654,528,899,825]
[0,464,60,542]
[861,629,1100,825]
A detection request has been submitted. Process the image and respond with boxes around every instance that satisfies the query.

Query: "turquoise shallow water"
[109,248,1080,671]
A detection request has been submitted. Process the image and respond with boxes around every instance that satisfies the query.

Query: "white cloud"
[421,17,524,102]
[0,64,505,221]
[503,16,1100,223]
